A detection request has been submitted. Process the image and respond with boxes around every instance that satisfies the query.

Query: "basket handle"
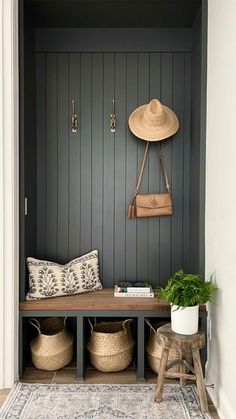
[122,318,133,333]
[88,318,97,334]
[29,318,41,334]
[145,319,156,334]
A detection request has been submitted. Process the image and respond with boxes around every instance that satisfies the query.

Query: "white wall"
[206,1,236,418]
[0,0,19,389]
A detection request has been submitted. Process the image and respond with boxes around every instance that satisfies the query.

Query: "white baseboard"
[206,374,236,419]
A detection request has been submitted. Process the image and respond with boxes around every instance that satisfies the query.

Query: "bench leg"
[76,316,85,381]
[155,347,169,402]
[136,316,145,382]
[192,349,209,413]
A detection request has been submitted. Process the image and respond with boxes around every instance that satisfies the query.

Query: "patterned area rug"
[0,383,211,419]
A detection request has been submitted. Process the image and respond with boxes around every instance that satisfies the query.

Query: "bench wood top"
[19,288,206,312]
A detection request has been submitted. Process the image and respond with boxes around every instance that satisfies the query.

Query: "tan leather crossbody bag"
[128,142,173,219]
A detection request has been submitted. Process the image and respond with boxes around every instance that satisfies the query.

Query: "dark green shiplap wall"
[36,51,191,287]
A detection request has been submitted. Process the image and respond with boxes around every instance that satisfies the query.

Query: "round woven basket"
[87,319,135,372]
[146,321,192,374]
[30,317,74,371]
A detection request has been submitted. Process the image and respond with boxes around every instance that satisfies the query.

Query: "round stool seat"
[156,323,205,352]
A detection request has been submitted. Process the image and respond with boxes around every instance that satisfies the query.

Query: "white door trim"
[0,0,19,388]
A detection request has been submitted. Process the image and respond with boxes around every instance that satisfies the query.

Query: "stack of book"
[114,282,154,298]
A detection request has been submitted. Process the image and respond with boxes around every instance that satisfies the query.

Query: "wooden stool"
[154,323,208,413]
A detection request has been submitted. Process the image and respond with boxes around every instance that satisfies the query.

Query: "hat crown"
[143,99,166,126]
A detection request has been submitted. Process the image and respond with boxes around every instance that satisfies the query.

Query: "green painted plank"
[114,53,126,284]
[46,53,58,260]
[136,53,149,282]
[91,53,104,274]
[183,53,191,271]
[58,53,69,262]
[36,53,46,259]
[172,53,185,273]
[149,53,161,287]
[159,53,173,286]
[126,53,138,281]
[80,53,92,254]
[103,53,115,287]
[68,53,81,260]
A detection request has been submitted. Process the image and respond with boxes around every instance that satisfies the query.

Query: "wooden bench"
[19,289,207,381]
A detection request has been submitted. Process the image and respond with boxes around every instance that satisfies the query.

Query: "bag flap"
[136,194,172,209]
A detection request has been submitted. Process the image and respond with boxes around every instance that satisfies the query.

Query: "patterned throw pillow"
[26,250,102,300]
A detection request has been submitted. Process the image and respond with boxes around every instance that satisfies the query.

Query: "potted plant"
[160,269,218,335]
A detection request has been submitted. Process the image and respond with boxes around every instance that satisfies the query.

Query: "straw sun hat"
[128,99,179,141]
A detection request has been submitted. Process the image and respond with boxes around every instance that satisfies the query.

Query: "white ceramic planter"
[171,305,199,335]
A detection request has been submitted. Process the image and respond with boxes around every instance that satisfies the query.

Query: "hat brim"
[128,104,179,141]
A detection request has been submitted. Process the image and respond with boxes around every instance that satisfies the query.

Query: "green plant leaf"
[159,269,218,308]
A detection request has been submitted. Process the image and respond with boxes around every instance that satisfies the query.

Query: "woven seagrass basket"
[87,319,135,372]
[146,320,192,374]
[30,317,74,371]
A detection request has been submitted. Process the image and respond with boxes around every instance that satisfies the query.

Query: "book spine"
[127,287,151,293]
[116,287,151,293]
[114,292,154,298]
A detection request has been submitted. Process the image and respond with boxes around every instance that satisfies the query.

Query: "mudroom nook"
[19,0,207,384]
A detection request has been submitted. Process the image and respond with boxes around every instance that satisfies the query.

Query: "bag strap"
[130,142,171,204]
[133,141,150,200]
[158,143,171,193]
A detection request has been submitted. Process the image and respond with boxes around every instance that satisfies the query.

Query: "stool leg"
[155,347,169,403]
[192,349,209,413]
[180,344,187,386]
[180,360,186,386]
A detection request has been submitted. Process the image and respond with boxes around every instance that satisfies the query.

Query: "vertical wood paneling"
[80,53,92,254]
[183,53,191,271]
[125,53,138,281]
[36,49,191,288]
[45,53,58,260]
[159,53,172,286]
[91,53,103,272]
[68,53,81,260]
[103,53,115,286]
[36,53,46,258]
[137,53,150,282]
[172,53,185,272]
[57,54,69,262]
[149,53,161,286]
[114,53,126,283]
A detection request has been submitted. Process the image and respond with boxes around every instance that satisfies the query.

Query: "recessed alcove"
[19,0,207,378]
[20,0,206,296]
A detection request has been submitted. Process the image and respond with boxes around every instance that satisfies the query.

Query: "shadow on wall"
[206,287,222,408]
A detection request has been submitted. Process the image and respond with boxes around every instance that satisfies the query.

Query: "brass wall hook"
[71,99,78,133]
[110,99,116,133]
